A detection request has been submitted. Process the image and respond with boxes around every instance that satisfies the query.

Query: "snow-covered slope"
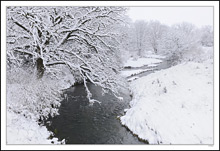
[120,60,213,144]
[124,57,162,68]
[7,111,64,144]
[6,69,68,144]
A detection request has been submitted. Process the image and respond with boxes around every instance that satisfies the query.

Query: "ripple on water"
[44,83,145,144]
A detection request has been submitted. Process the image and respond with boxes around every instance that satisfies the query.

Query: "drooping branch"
[56,31,76,47]
[58,48,93,70]
[11,17,32,36]
[45,61,66,66]
[68,34,99,53]
[13,48,34,56]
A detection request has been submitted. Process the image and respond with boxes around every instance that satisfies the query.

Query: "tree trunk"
[154,48,157,54]
[36,58,45,79]
[138,48,141,57]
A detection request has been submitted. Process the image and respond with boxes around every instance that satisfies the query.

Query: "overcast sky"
[127,7,213,28]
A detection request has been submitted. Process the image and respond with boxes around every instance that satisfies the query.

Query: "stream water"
[124,57,176,80]
[44,57,174,144]
[44,84,145,144]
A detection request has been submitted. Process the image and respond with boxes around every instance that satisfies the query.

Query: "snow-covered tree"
[133,20,148,57]
[126,20,167,57]
[199,25,213,47]
[160,22,198,61]
[114,16,135,62]
[7,6,127,101]
[146,21,167,54]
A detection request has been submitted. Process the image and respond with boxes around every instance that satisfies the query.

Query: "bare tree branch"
[11,17,32,35]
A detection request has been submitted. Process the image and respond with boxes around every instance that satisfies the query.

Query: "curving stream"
[44,84,145,144]
[44,57,174,144]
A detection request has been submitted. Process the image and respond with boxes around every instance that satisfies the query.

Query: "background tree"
[146,21,167,54]
[133,20,148,57]
[114,16,136,61]
[199,25,213,47]
[159,22,198,61]
[125,20,167,57]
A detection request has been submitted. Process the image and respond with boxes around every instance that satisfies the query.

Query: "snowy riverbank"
[120,59,213,144]
[123,57,163,68]
[6,67,75,144]
[120,55,165,78]
[7,111,65,144]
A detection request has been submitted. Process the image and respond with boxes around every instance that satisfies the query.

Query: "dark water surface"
[44,84,145,144]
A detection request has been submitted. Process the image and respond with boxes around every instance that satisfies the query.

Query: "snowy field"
[120,59,213,144]
[124,57,162,68]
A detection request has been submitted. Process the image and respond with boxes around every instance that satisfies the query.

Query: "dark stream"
[44,84,145,144]
[124,57,176,80]
[44,57,174,144]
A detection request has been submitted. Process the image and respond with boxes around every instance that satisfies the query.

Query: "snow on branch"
[7,6,127,101]
[45,61,66,66]
[11,17,32,36]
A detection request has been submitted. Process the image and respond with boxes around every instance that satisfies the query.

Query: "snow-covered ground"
[120,69,151,77]
[147,64,158,67]
[120,59,213,144]
[7,111,64,144]
[127,76,139,82]
[145,54,166,59]
[124,57,162,68]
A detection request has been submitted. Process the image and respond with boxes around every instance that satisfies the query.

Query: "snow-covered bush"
[199,25,213,47]
[7,68,62,121]
[159,22,206,63]
[180,46,213,63]
[6,67,66,144]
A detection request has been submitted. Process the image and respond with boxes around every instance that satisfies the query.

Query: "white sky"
[127,7,213,28]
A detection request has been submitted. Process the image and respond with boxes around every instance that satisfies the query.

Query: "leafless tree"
[7,6,127,101]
